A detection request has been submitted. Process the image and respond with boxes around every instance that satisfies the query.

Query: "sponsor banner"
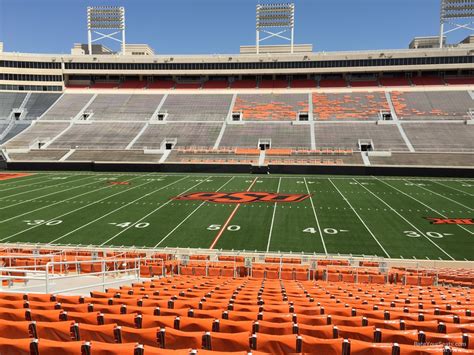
[425,217,473,225]
[174,192,311,204]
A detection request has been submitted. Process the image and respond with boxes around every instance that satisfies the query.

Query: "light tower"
[87,6,126,55]
[256,3,295,54]
[439,0,474,48]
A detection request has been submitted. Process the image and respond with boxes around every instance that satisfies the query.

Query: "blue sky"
[0,0,467,54]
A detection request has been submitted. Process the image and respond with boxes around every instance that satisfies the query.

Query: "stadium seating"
[230,79,257,89]
[391,91,472,119]
[0,92,27,118]
[40,94,95,120]
[312,92,389,120]
[23,93,61,120]
[159,94,232,121]
[233,94,308,121]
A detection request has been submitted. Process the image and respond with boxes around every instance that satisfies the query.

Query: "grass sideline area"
[0,172,472,261]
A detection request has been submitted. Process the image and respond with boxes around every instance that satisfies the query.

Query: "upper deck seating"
[349,79,379,88]
[148,80,175,89]
[291,79,317,88]
[445,77,474,85]
[379,77,412,86]
[86,94,164,121]
[391,91,473,119]
[230,79,257,89]
[411,76,445,86]
[313,92,389,120]
[0,93,27,118]
[202,80,229,89]
[120,80,147,89]
[159,94,233,121]
[234,94,308,121]
[40,94,94,120]
[319,78,348,88]
[259,79,288,89]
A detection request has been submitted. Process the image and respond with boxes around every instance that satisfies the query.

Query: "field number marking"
[109,222,150,229]
[303,227,348,235]
[24,220,62,226]
[404,231,451,239]
[207,224,241,231]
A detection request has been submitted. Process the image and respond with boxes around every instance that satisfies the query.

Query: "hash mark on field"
[47,176,186,245]
[355,178,455,261]
[209,177,258,250]
[266,177,281,252]
[304,177,327,255]
[377,178,473,236]
[99,177,211,246]
[328,178,390,258]
[154,176,235,248]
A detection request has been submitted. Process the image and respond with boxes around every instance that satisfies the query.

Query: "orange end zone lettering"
[174,192,311,204]
[0,173,33,181]
[425,217,474,225]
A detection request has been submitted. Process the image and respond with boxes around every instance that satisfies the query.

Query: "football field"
[0,171,472,261]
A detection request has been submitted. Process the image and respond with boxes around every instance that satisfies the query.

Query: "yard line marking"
[209,177,258,250]
[48,176,186,245]
[0,174,55,189]
[266,177,282,252]
[431,180,473,197]
[0,174,147,242]
[354,179,455,261]
[377,178,473,236]
[328,178,390,258]
[407,180,473,211]
[304,177,328,255]
[0,175,94,210]
[154,176,236,248]
[0,174,77,194]
[99,177,210,246]
[0,178,118,223]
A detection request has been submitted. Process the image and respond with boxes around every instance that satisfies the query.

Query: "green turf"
[0,172,472,261]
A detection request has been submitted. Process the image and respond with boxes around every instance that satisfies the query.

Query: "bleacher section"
[8,149,69,161]
[86,94,164,121]
[369,152,474,167]
[132,123,224,149]
[220,123,312,149]
[313,92,389,120]
[159,94,233,121]
[49,123,145,150]
[0,123,31,144]
[0,92,27,118]
[402,122,474,152]
[4,122,70,149]
[0,245,471,354]
[41,94,94,120]
[23,93,61,120]
[391,91,473,119]
[314,123,409,151]
[234,94,308,121]
[66,150,162,162]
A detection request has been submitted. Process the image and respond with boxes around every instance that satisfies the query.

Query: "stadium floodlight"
[439,0,474,48]
[256,3,295,54]
[87,6,126,55]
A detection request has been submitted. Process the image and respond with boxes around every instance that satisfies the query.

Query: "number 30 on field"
[207,224,240,231]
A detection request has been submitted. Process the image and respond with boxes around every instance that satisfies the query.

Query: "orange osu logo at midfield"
[174,192,311,204]
[425,217,473,225]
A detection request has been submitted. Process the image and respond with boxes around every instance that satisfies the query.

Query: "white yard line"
[0,174,54,189]
[353,178,455,261]
[328,178,390,258]
[0,174,76,194]
[0,174,148,242]
[0,175,93,209]
[266,177,282,252]
[154,176,236,248]
[0,178,130,224]
[304,177,328,255]
[47,176,187,245]
[406,180,473,211]
[431,180,473,197]
[99,178,212,246]
[377,178,474,236]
